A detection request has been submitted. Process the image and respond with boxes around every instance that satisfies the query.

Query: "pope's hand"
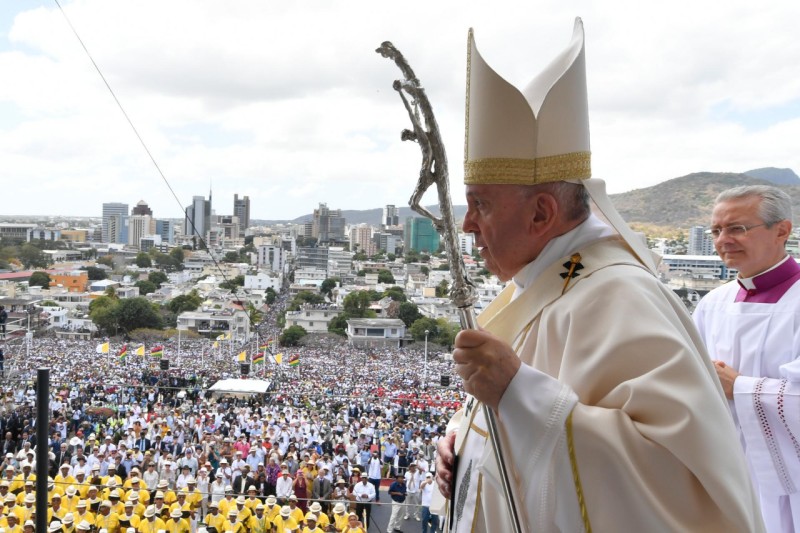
[435,432,456,498]
[453,329,521,411]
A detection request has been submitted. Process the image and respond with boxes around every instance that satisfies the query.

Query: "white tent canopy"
[208,378,271,397]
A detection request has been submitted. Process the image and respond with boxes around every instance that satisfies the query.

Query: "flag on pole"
[258,343,268,352]
[96,342,109,354]
[253,352,265,365]
[118,345,128,362]
[225,332,232,340]
[237,351,247,362]
[216,333,225,341]
[274,353,283,365]
[135,345,145,357]
[213,341,219,349]
[151,346,164,358]
[288,353,300,367]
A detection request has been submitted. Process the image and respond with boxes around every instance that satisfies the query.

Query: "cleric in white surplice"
[694,185,800,533]
[433,18,765,533]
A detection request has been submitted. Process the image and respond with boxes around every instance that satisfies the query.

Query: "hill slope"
[610,172,800,227]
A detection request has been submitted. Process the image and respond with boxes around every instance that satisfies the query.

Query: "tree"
[420,266,430,276]
[246,303,263,325]
[169,247,185,264]
[29,271,51,289]
[387,253,396,261]
[153,252,181,272]
[320,278,338,298]
[435,279,450,298]
[398,302,423,327]
[148,271,168,287]
[135,280,157,295]
[96,256,114,268]
[280,325,307,346]
[434,317,460,349]
[19,244,49,269]
[168,291,202,314]
[84,266,107,280]
[219,275,245,291]
[223,251,241,263]
[115,297,163,334]
[89,295,119,335]
[265,287,277,305]
[383,286,407,302]
[409,317,439,341]
[327,314,349,337]
[343,291,375,319]
[377,269,395,284]
[135,252,152,268]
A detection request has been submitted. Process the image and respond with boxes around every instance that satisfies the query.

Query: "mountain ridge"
[252,167,800,228]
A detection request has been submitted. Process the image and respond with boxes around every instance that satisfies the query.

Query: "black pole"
[36,368,50,533]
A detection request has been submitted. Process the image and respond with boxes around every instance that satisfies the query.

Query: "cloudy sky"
[1,0,799,221]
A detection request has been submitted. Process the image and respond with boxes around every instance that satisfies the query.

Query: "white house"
[284,306,342,333]
[346,318,406,348]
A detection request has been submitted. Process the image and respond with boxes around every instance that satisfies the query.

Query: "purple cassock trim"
[735,258,800,303]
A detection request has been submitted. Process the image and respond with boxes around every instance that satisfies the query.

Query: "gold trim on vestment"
[566,411,592,533]
[464,152,591,185]
[469,423,488,439]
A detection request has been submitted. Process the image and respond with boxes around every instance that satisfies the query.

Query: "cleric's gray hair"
[715,185,792,226]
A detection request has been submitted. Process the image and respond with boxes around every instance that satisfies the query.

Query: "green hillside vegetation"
[610,172,800,228]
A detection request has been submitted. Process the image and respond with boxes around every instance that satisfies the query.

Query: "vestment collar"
[735,255,800,303]
[511,213,615,301]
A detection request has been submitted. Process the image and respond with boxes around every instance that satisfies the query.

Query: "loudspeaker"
[240,363,250,375]
[159,359,169,370]
[440,375,451,387]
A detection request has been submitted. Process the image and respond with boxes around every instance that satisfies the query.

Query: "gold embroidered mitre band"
[464,18,591,185]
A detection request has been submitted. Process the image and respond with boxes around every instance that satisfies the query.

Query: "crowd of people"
[0,293,461,532]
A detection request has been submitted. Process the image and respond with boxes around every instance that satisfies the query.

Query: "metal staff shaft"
[377,41,524,533]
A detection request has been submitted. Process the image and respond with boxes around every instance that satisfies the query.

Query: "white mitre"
[464,18,656,272]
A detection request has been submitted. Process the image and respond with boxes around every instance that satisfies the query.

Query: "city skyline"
[2,1,799,219]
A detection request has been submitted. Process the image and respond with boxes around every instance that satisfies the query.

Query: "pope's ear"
[529,192,560,234]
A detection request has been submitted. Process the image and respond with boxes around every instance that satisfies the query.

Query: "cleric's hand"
[453,329,521,411]
[435,432,456,498]
[713,360,740,400]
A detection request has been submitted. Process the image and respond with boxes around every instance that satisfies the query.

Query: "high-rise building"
[128,215,156,248]
[185,194,212,244]
[688,225,715,256]
[131,200,153,216]
[383,204,400,227]
[102,202,128,243]
[233,194,251,237]
[312,203,346,244]
[155,220,175,244]
[257,244,287,273]
[107,214,128,244]
[404,217,440,253]
[349,224,376,256]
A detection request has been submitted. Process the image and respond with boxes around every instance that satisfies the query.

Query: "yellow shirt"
[118,512,141,530]
[290,506,305,524]
[265,503,281,521]
[63,494,82,513]
[184,488,202,510]
[73,509,95,524]
[137,517,167,533]
[333,513,349,531]
[218,497,236,517]
[94,511,120,532]
[222,519,247,533]
[272,515,298,532]
[248,513,271,533]
[164,517,190,533]
[204,512,226,532]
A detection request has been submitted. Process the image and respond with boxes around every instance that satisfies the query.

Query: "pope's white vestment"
[442,217,764,532]
[694,260,800,533]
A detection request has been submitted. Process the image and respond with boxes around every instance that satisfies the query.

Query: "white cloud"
[1,0,799,219]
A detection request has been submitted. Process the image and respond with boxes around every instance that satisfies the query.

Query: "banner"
[237,351,247,362]
[118,345,128,362]
[288,353,300,367]
[96,342,109,354]
[151,346,164,358]
[274,353,283,365]
[135,345,145,357]
[253,352,265,365]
